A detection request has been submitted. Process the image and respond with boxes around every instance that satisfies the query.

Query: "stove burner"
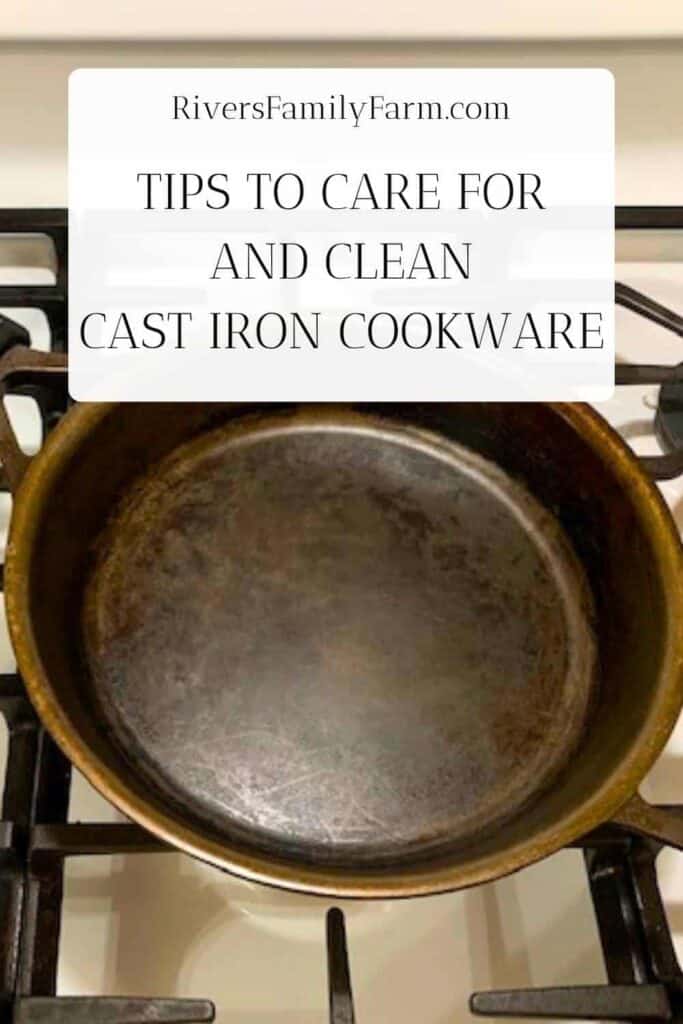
[615,278,683,480]
[657,372,683,453]
[0,206,682,1024]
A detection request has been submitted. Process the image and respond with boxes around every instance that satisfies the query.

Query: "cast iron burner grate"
[0,206,681,1024]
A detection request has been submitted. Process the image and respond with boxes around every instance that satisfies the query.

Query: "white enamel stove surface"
[0,39,681,1024]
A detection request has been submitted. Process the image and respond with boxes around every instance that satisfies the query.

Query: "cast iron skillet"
[1,345,683,898]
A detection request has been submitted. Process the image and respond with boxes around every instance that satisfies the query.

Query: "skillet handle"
[0,319,68,493]
[609,791,683,849]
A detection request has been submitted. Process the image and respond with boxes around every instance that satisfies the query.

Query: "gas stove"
[0,206,681,1024]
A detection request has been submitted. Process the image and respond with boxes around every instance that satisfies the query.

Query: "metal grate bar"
[470,984,671,1021]
[327,909,356,1024]
[13,996,215,1024]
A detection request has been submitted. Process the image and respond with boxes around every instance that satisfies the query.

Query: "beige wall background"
[2,0,683,39]
[0,41,681,207]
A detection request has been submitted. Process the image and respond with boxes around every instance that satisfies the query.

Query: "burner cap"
[656,366,683,453]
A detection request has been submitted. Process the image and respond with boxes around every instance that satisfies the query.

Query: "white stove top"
[0,251,676,1024]
[0,37,681,1024]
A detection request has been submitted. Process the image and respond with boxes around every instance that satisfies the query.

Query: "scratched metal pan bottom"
[81,410,597,865]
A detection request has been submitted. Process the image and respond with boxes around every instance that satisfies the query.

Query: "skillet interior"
[80,411,597,864]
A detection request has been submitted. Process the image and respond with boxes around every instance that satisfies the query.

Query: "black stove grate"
[0,206,681,1024]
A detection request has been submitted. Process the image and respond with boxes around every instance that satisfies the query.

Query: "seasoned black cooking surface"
[82,412,596,862]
